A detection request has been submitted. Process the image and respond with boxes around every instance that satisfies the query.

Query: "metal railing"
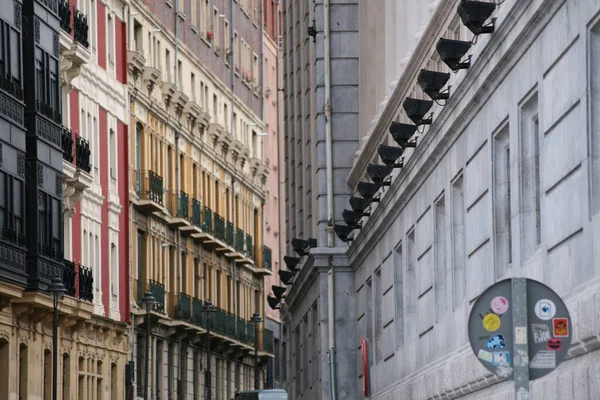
[167,190,189,218]
[36,100,61,123]
[202,206,213,233]
[226,222,234,247]
[75,134,92,172]
[59,0,71,33]
[148,280,165,314]
[263,245,272,270]
[246,234,253,259]
[73,8,89,48]
[175,292,191,320]
[235,228,244,252]
[214,213,225,241]
[40,243,64,261]
[136,171,164,205]
[0,226,26,247]
[0,74,23,101]
[191,199,202,226]
[63,259,94,302]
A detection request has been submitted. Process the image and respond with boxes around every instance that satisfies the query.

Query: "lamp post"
[141,291,157,400]
[48,277,67,400]
[250,312,262,390]
[202,300,216,400]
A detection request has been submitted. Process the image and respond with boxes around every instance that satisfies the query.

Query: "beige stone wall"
[0,289,129,400]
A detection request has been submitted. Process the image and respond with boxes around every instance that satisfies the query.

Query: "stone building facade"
[0,0,131,398]
[283,0,600,399]
[127,0,274,398]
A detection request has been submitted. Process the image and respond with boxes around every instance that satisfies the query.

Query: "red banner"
[361,338,369,396]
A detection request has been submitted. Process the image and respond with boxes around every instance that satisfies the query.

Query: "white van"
[234,389,288,400]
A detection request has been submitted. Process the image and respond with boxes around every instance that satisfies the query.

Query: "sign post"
[468,278,571,400]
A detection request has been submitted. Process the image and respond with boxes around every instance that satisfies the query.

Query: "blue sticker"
[492,351,511,365]
[486,335,506,350]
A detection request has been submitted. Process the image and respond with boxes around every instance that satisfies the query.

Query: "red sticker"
[547,338,562,351]
[553,318,569,337]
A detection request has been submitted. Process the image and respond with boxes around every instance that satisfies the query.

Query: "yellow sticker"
[483,313,501,332]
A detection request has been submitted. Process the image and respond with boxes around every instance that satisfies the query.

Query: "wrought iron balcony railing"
[0,74,23,101]
[40,243,64,261]
[263,245,272,270]
[175,292,191,320]
[36,100,61,123]
[214,213,225,241]
[235,228,244,252]
[148,280,165,314]
[226,222,234,247]
[0,226,26,247]
[202,206,213,233]
[178,191,189,218]
[136,171,164,205]
[246,234,253,259]
[63,259,94,302]
[191,199,202,226]
[59,0,71,34]
[61,127,74,163]
[73,9,89,48]
[75,134,92,172]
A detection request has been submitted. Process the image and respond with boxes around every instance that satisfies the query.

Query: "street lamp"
[48,277,67,400]
[250,312,262,390]
[141,291,157,400]
[202,300,216,400]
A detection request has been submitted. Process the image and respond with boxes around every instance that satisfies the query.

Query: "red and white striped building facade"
[60,0,131,397]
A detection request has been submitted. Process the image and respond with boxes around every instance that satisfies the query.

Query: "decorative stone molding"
[127,50,146,78]
[160,81,177,108]
[142,66,161,94]
[62,162,92,217]
[0,329,9,342]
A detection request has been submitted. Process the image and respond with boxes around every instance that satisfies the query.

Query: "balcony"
[226,222,235,248]
[262,246,272,270]
[214,214,225,241]
[58,1,90,89]
[73,9,90,48]
[62,260,94,302]
[62,128,93,216]
[0,226,26,248]
[37,100,61,123]
[59,0,71,34]
[166,190,191,228]
[39,243,64,261]
[134,171,166,214]
[0,74,23,101]
[246,234,253,259]
[191,206,214,241]
[127,50,146,78]
[173,292,191,321]
[148,280,166,314]
[181,198,203,236]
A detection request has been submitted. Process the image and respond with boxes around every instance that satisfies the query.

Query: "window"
[0,172,24,245]
[155,340,163,397]
[434,195,446,322]
[177,59,183,87]
[234,31,239,72]
[18,344,28,400]
[374,268,382,363]
[0,341,8,398]
[109,129,116,180]
[107,14,114,68]
[165,49,171,81]
[394,243,404,349]
[213,8,220,49]
[191,72,196,101]
[224,20,230,65]
[111,244,117,295]
[493,125,512,278]
[520,93,540,259]
[43,350,51,400]
[451,174,465,307]
[110,363,117,400]
[592,22,600,215]
[213,94,218,118]
[168,342,174,398]
[191,0,198,27]
[62,354,70,400]
[253,53,259,86]
[0,19,23,99]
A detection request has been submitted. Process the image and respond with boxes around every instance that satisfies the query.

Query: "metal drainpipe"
[323,0,337,398]
[230,0,235,139]
[173,0,185,397]
[274,0,284,389]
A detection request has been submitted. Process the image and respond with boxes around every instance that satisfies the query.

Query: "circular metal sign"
[468,278,572,381]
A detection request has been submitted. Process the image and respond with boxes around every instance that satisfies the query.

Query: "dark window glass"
[0,22,5,76]
[0,172,6,229]
[10,28,20,82]
[13,179,22,235]
[38,193,47,245]
[49,59,58,113]
[35,49,44,103]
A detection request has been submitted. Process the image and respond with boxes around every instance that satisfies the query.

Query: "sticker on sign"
[532,324,551,343]
[534,299,556,320]
[530,350,556,369]
[491,296,509,314]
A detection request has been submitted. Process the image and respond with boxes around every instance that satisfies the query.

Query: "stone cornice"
[283,248,350,313]
[346,0,455,186]
[131,92,266,200]
[347,0,562,268]
[130,0,263,127]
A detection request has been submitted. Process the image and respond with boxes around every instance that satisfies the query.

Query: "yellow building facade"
[127,0,273,398]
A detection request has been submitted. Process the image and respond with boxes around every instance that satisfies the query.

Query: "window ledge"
[166,1,173,8]
[178,12,186,21]
[201,36,212,48]
[191,26,198,34]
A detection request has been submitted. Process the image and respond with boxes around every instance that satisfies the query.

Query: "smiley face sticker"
[482,313,501,332]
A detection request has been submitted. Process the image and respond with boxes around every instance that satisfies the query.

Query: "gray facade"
[281,0,359,399]
[283,0,600,399]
